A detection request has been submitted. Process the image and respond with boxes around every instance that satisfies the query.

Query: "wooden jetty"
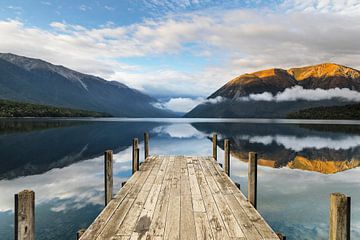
[80,155,279,240]
[14,133,352,240]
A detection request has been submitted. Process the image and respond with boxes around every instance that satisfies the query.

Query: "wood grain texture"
[104,150,113,206]
[329,193,351,240]
[144,133,149,160]
[248,152,257,209]
[15,190,35,240]
[80,155,278,240]
[212,134,217,161]
[224,139,230,176]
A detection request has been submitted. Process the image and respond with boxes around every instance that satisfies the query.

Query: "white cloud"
[237,86,360,102]
[0,2,359,98]
[282,0,360,15]
[152,124,205,138]
[241,134,360,151]
[154,97,205,112]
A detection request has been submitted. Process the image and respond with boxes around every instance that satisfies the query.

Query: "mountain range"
[0,53,174,117]
[186,63,360,118]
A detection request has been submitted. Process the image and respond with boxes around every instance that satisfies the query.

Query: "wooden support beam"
[329,193,351,240]
[212,133,217,161]
[144,132,149,159]
[15,189,35,240]
[248,152,258,209]
[132,147,139,174]
[224,139,230,176]
[104,150,113,206]
[77,229,86,240]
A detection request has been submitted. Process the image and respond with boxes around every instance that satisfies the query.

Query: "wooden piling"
[212,133,217,161]
[248,152,258,209]
[77,229,86,240]
[132,147,139,174]
[104,150,113,206]
[224,139,230,176]
[15,190,35,240]
[329,193,351,240]
[144,132,149,159]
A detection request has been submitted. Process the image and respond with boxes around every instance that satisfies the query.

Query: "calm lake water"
[1,118,360,240]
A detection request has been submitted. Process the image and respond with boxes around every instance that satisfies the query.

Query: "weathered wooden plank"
[80,157,157,240]
[114,156,164,237]
[202,156,233,195]
[164,156,181,240]
[93,157,160,239]
[205,156,278,240]
[195,156,230,240]
[146,156,174,238]
[129,156,170,240]
[205,156,232,193]
[194,212,214,240]
[233,191,279,240]
[187,158,206,213]
[181,157,197,240]
[224,194,263,240]
[201,158,244,238]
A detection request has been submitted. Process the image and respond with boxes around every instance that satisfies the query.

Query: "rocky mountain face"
[0,53,174,117]
[186,63,360,118]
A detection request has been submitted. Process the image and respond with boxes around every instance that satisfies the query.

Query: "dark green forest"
[0,99,111,117]
[287,103,360,120]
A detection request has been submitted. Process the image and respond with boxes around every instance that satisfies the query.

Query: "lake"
[0,118,359,240]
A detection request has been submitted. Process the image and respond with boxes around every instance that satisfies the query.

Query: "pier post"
[329,193,350,240]
[15,190,35,240]
[144,133,149,159]
[248,152,258,209]
[224,139,230,176]
[132,138,139,160]
[77,229,86,239]
[132,147,139,174]
[212,133,217,161]
[104,150,113,206]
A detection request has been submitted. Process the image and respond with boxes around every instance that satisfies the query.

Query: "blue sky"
[0,0,359,112]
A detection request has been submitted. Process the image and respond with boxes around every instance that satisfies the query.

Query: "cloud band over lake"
[236,86,360,102]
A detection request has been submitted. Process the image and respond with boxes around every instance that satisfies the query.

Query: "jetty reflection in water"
[0,119,359,239]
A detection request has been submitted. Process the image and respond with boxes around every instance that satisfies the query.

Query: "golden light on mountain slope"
[230,152,360,174]
[287,156,360,174]
[253,68,279,78]
[228,63,359,85]
[288,63,360,81]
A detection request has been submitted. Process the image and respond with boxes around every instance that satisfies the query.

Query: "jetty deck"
[79,155,279,240]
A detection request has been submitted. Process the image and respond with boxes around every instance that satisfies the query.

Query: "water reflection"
[192,123,360,174]
[0,119,359,240]
[0,120,160,179]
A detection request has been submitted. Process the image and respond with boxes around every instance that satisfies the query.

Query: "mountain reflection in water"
[192,123,360,174]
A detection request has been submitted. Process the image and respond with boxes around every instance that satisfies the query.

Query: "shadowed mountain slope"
[0,53,174,117]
